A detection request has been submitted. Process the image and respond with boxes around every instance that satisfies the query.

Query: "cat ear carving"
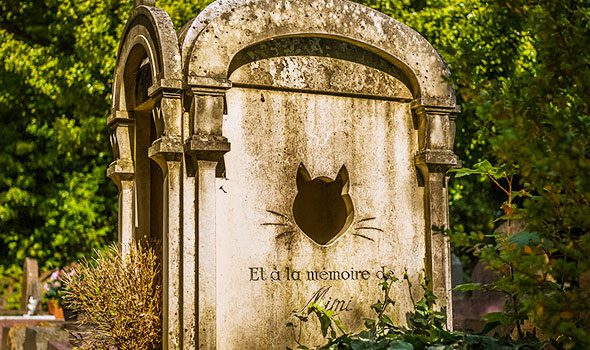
[296,163,312,190]
[335,165,350,194]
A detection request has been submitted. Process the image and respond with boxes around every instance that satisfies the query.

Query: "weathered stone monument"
[108,0,459,348]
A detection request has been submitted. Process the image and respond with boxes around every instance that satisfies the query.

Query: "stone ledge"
[148,78,183,98]
[24,325,69,350]
[187,76,232,91]
[148,137,183,158]
[415,150,460,170]
[184,134,230,162]
[107,110,132,126]
[47,340,72,350]
[106,159,135,181]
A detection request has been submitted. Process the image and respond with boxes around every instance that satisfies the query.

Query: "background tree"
[372,0,590,346]
[0,0,209,306]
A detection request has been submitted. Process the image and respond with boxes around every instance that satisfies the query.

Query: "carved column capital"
[184,134,231,162]
[148,136,183,174]
[148,80,183,140]
[412,101,460,177]
[415,151,460,175]
[184,79,232,176]
[148,78,183,99]
[108,110,134,160]
[107,110,135,189]
[107,159,135,186]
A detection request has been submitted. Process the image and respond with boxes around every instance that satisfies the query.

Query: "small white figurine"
[26,296,39,316]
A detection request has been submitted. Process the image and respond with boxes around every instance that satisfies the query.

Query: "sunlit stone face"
[212,42,426,348]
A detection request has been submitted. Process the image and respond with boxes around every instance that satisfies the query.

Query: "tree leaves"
[452,282,482,292]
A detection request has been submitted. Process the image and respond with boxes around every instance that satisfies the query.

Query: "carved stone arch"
[180,0,456,108]
[109,5,182,172]
[108,5,183,258]
[112,5,182,122]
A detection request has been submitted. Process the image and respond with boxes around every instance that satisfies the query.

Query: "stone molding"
[180,0,457,107]
[183,83,231,176]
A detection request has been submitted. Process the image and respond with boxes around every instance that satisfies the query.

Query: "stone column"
[133,0,156,7]
[107,110,135,257]
[147,80,184,350]
[184,77,231,350]
[412,102,460,328]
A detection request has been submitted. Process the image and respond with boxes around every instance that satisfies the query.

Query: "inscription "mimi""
[296,286,353,313]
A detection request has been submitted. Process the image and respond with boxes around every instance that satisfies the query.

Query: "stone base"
[0,320,73,350]
[46,341,71,350]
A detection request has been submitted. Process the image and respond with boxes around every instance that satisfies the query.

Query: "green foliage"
[293,273,540,350]
[0,0,211,282]
[0,264,22,310]
[0,0,124,271]
[368,0,590,346]
[453,160,590,348]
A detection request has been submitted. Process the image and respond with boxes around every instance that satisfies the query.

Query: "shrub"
[61,243,161,350]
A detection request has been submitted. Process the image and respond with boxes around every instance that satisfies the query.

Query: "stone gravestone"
[21,258,41,314]
[108,0,459,349]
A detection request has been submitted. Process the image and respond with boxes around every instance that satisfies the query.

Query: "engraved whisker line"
[276,230,295,238]
[356,217,376,223]
[355,226,384,232]
[261,223,289,226]
[266,210,289,219]
[352,233,375,242]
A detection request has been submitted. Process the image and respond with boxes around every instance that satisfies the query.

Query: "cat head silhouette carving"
[292,163,354,245]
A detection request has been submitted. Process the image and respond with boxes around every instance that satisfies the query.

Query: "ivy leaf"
[452,283,482,292]
[319,313,331,338]
[351,338,376,350]
[506,231,541,248]
[482,312,512,326]
[380,314,394,326]
[387,340,414,350]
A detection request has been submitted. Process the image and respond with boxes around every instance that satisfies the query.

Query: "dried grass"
[62,243,161,350]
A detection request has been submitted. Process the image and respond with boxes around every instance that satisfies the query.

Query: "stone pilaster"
[412,102,460,328]
[184,77,231,350]
[107,111,135,257]
[148,82,184,350]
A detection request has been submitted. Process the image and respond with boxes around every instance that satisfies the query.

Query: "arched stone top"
[112,5,181,112]
[179,0,456,107]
